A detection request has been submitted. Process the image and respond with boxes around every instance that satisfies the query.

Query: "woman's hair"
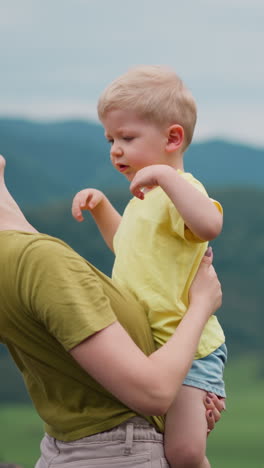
[97,65,197,149]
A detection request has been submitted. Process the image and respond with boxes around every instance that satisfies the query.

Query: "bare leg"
[0,155,37,232]
[165,386,210,468]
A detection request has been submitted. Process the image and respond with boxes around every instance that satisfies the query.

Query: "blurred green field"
[0,404,43,467]
[207,356,264,468]
[0,355,263,468]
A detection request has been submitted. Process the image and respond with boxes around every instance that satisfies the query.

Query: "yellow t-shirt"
[112,172,225,358]
[0,231,164,440]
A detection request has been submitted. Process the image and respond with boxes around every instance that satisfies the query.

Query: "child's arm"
[72,188,122,251]
[130,165,223,241]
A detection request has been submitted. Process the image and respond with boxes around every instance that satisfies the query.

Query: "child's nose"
[111,143,123,157]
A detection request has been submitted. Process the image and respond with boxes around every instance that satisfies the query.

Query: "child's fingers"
[130,180,142,197]
[72,189,103,221]
[87,192,100,209]
[79,192,92,208]
[130,172,150,197]
[72,193,89,220]
[72,198,84,221]
[131,187,145,200]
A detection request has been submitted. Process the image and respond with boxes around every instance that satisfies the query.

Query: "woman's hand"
[189,247,222,318]
[205,392,226,434]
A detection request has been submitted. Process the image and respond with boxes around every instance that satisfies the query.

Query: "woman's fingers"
[204,393,226,434]
[208,392,226,408]
[204,246,213,258]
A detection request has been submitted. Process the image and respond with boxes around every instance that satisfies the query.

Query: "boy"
[72,65,227,468]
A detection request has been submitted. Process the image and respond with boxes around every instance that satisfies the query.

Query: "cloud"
[202,0,264,6]
[0,1,38,29]
[0,0,263,146]
[0,97,98,121]
[196,101,264,148]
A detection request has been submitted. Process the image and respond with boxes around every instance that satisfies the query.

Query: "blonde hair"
[97,65,197,150]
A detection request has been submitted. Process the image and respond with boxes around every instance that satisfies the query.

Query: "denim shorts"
[183,343,227,397]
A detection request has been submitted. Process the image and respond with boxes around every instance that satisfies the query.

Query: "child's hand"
[130,165,170,199]
[72,188,105,222]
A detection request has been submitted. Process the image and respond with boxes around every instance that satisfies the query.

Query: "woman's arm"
[70,251,222,415]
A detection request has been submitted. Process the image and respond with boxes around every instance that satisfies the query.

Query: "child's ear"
[165,124,184,152]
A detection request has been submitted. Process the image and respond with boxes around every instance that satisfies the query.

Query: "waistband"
[58,417,163,444]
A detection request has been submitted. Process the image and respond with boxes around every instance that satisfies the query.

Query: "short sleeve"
[19,238,116,350]
[167,174,223,243]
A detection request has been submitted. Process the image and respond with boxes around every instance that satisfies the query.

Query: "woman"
[0,155,224,467]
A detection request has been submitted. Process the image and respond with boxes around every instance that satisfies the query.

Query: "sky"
[0,0,263,147]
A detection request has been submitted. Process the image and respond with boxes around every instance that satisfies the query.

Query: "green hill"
[0,118,263,210]
[185,139,264,187]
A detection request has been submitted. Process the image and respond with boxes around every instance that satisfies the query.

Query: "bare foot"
[0,155,38,232]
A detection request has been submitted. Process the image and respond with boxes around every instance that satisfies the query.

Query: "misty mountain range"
[0,118,263,209]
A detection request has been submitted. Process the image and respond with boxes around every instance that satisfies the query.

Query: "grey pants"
[35,417,169,467]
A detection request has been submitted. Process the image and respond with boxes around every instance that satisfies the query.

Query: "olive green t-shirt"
[0,231,164,441]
